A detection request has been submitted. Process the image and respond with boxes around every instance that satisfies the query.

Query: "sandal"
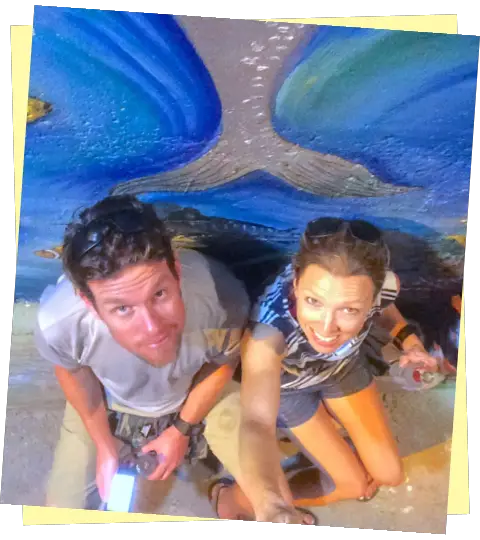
[208,477,253,521]
[207,478,318,524]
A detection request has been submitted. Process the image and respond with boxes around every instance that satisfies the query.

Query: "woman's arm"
[376,273,437,369]
[238,323,300,521]
[377,302,427,353]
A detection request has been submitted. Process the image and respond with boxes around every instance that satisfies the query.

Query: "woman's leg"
[285,401,374,506]
[324,380,404,488]
[292,380,403,507]
[211,398,372,517]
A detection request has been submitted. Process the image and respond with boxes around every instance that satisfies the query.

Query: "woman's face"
[293,264,376,354]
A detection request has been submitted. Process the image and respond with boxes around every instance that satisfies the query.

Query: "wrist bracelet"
[392,323,419,350]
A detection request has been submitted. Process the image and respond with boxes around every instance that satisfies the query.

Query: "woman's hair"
[294,220,390,296]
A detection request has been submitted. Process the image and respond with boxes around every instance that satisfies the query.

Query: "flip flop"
[208,477,253,521]
[208,477,318,524]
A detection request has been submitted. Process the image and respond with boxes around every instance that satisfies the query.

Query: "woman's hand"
[399,343,439,371]
[257,499,315,524]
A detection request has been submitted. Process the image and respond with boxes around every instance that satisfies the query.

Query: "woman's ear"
[293,270,300,298]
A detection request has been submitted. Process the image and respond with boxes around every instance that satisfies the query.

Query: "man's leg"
[203,380,243,482]
[45,401,100,510]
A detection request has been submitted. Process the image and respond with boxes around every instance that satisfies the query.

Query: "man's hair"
[62,195,177,300]
[294,223,390,297]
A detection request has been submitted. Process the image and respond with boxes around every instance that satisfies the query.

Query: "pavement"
[1,302,456,533]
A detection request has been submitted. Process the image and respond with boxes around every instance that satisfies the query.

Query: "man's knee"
[204,390,241,439]
[203,390,243,479]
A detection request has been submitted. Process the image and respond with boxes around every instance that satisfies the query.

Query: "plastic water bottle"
[388,345,446,391]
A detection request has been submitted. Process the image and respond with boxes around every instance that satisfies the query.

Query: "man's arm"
[177,362,236,425]
[54,365,120,500]
[141,344,239,481]
[54,365,116,451]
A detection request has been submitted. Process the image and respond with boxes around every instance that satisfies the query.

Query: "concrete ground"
[1,303,456,533]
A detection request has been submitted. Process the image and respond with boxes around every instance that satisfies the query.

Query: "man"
[35,195,249,510]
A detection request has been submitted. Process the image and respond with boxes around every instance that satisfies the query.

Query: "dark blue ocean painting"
[16,6,478,309]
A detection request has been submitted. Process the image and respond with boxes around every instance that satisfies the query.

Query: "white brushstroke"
[251,41,266,52]
[240,56,259,65]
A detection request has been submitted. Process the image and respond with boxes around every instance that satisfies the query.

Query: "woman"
[208,218,439,524]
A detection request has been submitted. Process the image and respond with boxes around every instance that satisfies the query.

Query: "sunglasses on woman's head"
[71,209,153,260]
[304,218,383,245]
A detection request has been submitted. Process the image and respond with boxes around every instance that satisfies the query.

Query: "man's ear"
[77,290,99,318]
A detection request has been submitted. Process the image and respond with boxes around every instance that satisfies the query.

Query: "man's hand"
[141,425,189,481]
[96,438,122,502]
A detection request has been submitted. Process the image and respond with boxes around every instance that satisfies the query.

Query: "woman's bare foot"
[358,475,379,501]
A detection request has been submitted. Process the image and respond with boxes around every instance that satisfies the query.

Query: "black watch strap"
[393,323,418,349]
[173,414,195,437]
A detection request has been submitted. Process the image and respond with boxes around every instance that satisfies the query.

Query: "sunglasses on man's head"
[304,217,383,245]
[72,209,153,260]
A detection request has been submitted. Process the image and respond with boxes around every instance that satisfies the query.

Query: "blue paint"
[15,9,476,301]
[25,6,221,202]
[273,26,479,199]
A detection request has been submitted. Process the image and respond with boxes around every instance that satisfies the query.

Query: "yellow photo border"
[10,13,468,525]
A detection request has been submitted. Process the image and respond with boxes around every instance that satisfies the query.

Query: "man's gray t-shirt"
[35,249,250,416]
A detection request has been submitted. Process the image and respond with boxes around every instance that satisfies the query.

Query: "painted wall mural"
[18,6,478,359]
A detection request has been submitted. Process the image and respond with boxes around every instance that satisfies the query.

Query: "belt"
[107,408,209,471]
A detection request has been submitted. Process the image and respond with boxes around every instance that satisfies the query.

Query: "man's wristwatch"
[172,414,195,437]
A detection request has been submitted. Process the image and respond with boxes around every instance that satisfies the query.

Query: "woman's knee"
[371,458,404,487]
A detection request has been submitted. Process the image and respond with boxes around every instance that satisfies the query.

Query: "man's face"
[293,264,376,354]
[84,259,186,367]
